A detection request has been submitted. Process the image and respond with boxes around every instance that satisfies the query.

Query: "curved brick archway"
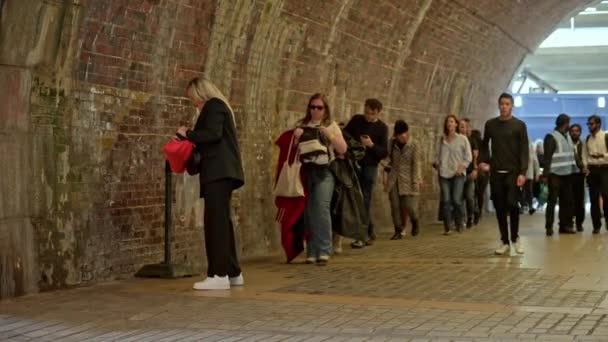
[0,0,593,297]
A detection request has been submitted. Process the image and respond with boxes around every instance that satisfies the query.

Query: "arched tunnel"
[0,0,594,298]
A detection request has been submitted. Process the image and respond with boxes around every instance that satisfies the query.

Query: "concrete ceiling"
[519,0,608,92]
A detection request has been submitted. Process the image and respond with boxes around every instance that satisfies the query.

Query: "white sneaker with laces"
[495,243,510,255]
[193,275,230,290]
[229,273,244,286]
[514,239,524,254]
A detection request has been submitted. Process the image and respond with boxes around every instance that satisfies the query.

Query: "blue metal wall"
[513,94,608,143]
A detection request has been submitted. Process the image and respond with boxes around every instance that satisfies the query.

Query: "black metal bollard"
[135,160,196,278]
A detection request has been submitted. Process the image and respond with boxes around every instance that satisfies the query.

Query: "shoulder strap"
[604,133,608,150]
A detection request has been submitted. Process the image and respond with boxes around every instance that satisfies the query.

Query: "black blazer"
[186,98,244,195]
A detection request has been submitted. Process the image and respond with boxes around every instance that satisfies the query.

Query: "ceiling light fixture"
[599,97,606,108]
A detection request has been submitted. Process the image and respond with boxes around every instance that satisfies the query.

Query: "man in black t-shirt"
[480,93,529,256]
[344,99,389,248]
[459,118,479,228]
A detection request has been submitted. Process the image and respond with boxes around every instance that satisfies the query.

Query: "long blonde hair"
[186,77,236,125]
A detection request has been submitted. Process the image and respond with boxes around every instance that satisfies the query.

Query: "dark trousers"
[490,172,520,244]
[571,173,586,227]
[202,179,241,278]
[545,174,574,230]
[463,177,476,223]
[587,166,608,230]
[475,173,489,219]
[521,180,534,208]
[358,164,378,240]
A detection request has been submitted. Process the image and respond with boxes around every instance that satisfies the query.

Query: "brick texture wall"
[0,0,592,297]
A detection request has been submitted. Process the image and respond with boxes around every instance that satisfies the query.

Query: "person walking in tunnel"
[521,142,540,215]
[344,99,388,248]
[459,118,479,228]
[543,114,577,236]
[471,129,488,224]
[532,139,547,211]
[293,93,347,264]
[382,120,422,239]
[178,77,245,291]
[479,93,529,255]
[583,115,608,234]
[570,123,586,232]
[434,115,472,235]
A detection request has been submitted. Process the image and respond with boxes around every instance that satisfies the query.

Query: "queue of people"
[172,77,607,291]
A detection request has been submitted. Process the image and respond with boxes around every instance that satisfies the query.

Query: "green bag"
[538,183,548,205]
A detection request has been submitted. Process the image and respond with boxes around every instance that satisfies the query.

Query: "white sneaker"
[229,273,244,286]
[514,239,524,254]
[495,244,510,255]
[193,275,230,290]
[333,246,343,254]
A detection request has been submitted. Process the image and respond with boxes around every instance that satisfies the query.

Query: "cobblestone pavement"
[2,214,608,341]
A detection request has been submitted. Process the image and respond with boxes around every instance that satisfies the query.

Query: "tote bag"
[275,135,305,197]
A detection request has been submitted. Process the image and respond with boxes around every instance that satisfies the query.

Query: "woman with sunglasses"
[293,93,347,265]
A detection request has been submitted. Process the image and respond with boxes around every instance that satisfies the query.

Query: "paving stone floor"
[2,213,608,341]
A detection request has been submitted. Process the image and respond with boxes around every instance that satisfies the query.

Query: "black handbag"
[176,132,201,176]
[186,146,201,175]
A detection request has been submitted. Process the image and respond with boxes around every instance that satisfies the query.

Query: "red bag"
[163,139,194,173]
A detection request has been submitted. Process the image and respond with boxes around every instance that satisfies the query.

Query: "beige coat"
[384,138,422,195]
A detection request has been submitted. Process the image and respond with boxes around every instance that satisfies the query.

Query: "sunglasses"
[309,105,324,111]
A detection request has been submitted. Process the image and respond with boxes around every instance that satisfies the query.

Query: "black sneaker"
[350,240,365,249]
[559,227,576,234]
[466,220,473,229]
[411,220,420,237]
[576,225,584,232]
[529,208,536,215]
[390,232,403,240]
[593,228,600,234]
[546,229,554,237]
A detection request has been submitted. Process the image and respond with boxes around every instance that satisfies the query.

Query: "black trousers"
[490,172,520,244]
[571,173,586,227]
[545,174,574,230]
[202,179,241,277]
[587,166,608,230]
[475,173,489,219]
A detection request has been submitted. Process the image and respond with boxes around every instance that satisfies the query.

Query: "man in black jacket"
[480,93,529,256]
[570,123,586,232]
[344,99,389,247]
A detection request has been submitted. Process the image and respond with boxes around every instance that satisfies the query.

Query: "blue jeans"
[358,164,378,240]
[304,165,335,258]
[440,175,466,230]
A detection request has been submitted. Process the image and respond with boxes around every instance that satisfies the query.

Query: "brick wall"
[0,0,592,297]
